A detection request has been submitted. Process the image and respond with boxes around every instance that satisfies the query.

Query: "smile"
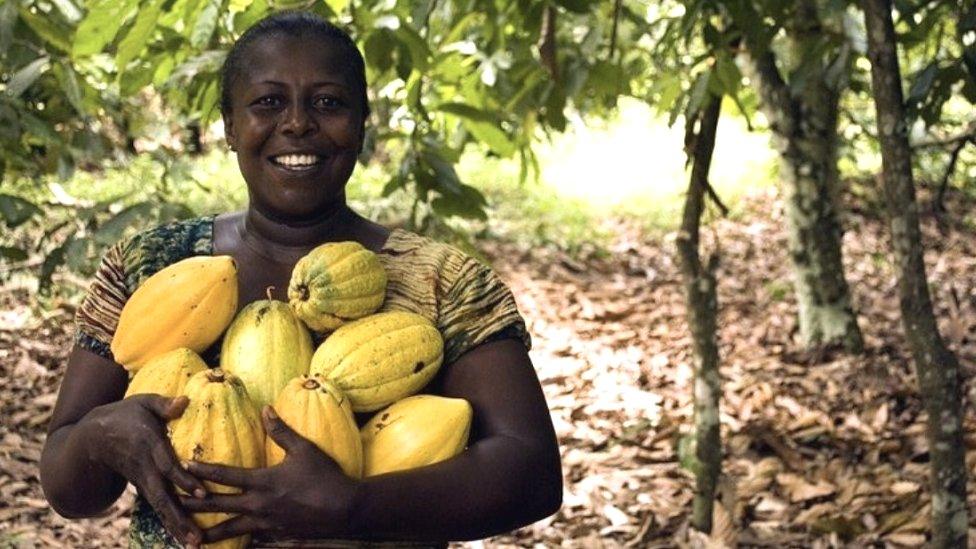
[270,154,324,171]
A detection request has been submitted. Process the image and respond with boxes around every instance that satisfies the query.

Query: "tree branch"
[911,120,976,149]
[934,135,974,212]
[609,0,622,61]
[537,5,558,79]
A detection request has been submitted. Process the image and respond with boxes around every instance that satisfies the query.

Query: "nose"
[281,102,317,137]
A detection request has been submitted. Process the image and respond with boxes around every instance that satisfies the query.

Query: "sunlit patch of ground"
[535,98,778,219]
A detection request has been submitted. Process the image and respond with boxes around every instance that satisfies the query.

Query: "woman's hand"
[179,406,358,544]
[79,394,207,547]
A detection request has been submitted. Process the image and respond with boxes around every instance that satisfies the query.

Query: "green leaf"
[907,62,938,107]
[364,29,396,74]
[6,56,49,97]
[116,0,165,70]
[94,202,154,245]
[436,102,494,122]
[0,1,17,54]
[73,0,138,57]
[234,0,269,33]
[542,84,567,131]
[52,62,86,115]
[18,7,73,53]
[152,54,177,86]
[39,240,68,294]
[686,71,711,120]
[120,62,154,96]
[164,50,226,88]
[714,51,742,95]
[229,0,255,13]
[439,12,482,47]
[436,103,516,157]
[393,25,431,71]
[325,0,350,13]
[464,120,517,157]
[0,246,29,262]
[50,0,83,23]
[190,0,221,48]
[64,236,91,272]
[0,194,42,228]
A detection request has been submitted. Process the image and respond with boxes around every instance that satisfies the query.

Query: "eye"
[314,96,344,110]
[253,95,282,108]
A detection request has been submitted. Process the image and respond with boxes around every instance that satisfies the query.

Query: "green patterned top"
[74,215,531,548]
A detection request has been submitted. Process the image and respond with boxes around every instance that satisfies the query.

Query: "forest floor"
[2,186,976,548]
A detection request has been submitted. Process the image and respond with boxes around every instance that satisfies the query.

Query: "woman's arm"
[41,346,130,516]
[183,337,562,542]
[348,337,563,540]
[40,345,206,545]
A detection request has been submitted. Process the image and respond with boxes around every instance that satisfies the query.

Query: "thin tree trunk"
[742,0,864,352]
[862,1,968,546]
[676,95,723,534]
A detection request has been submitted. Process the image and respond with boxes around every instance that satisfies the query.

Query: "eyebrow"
[258,80,350,89]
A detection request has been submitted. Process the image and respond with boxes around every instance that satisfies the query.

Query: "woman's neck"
[238,202,359,263]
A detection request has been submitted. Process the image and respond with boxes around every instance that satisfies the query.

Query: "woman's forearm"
[344,434,562,542]
[40,421,127,518]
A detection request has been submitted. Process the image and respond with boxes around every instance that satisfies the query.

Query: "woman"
[39,11,562,548]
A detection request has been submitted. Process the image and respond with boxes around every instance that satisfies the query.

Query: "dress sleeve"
[74,239,129,364]
[436,253,532,365]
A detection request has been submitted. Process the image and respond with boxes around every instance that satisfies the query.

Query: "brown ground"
[2,187,976,548]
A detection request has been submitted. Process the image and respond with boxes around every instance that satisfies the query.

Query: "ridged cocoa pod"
[309,311,444,412]
[220,287,313,410]
[168,369,264,549]
[267,375,362,478]
[123,348,207,399]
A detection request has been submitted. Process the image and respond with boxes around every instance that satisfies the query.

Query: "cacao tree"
[862,0,968,545]
[2,0,647,288]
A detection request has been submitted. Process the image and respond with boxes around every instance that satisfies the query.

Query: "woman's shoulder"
[115,215,217,290]
[381,227,484,266]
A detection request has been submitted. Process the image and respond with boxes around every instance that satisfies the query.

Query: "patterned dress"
[74,216,532,549]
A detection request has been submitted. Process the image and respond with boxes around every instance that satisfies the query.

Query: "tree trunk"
[743,0,864,352]
[676,95,723,534]
[862,1,968,546]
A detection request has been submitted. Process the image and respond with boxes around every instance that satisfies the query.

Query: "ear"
[223,112,237,152]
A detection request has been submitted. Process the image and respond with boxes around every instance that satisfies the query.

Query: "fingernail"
[186,531,201,546]
[194,487,207,498]
[180,460,190,470]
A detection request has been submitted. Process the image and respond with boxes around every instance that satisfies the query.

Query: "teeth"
[273,154,320,167]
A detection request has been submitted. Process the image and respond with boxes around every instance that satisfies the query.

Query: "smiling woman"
[38,10,562,549]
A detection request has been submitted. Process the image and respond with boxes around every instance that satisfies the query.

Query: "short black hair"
[219,11,369,118]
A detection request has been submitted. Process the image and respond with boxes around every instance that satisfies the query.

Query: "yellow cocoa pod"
[220,288,313,410]
[168,369,264,549]
[288,241,387,332]
[111,256,238,371]
[123,348,207,399]
[361,394,472,477]
[309,311,444,412]
[266,375,363,478]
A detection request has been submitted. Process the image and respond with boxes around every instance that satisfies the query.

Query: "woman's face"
[223,34,365,222]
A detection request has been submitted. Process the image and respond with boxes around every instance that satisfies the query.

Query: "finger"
[151,439,207,499]
[141,473,203,547]
[178,492,255,514]
[263,405,312,454]
[137,394,190,420]
[202,514,265,544]
[185,460,263,490]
